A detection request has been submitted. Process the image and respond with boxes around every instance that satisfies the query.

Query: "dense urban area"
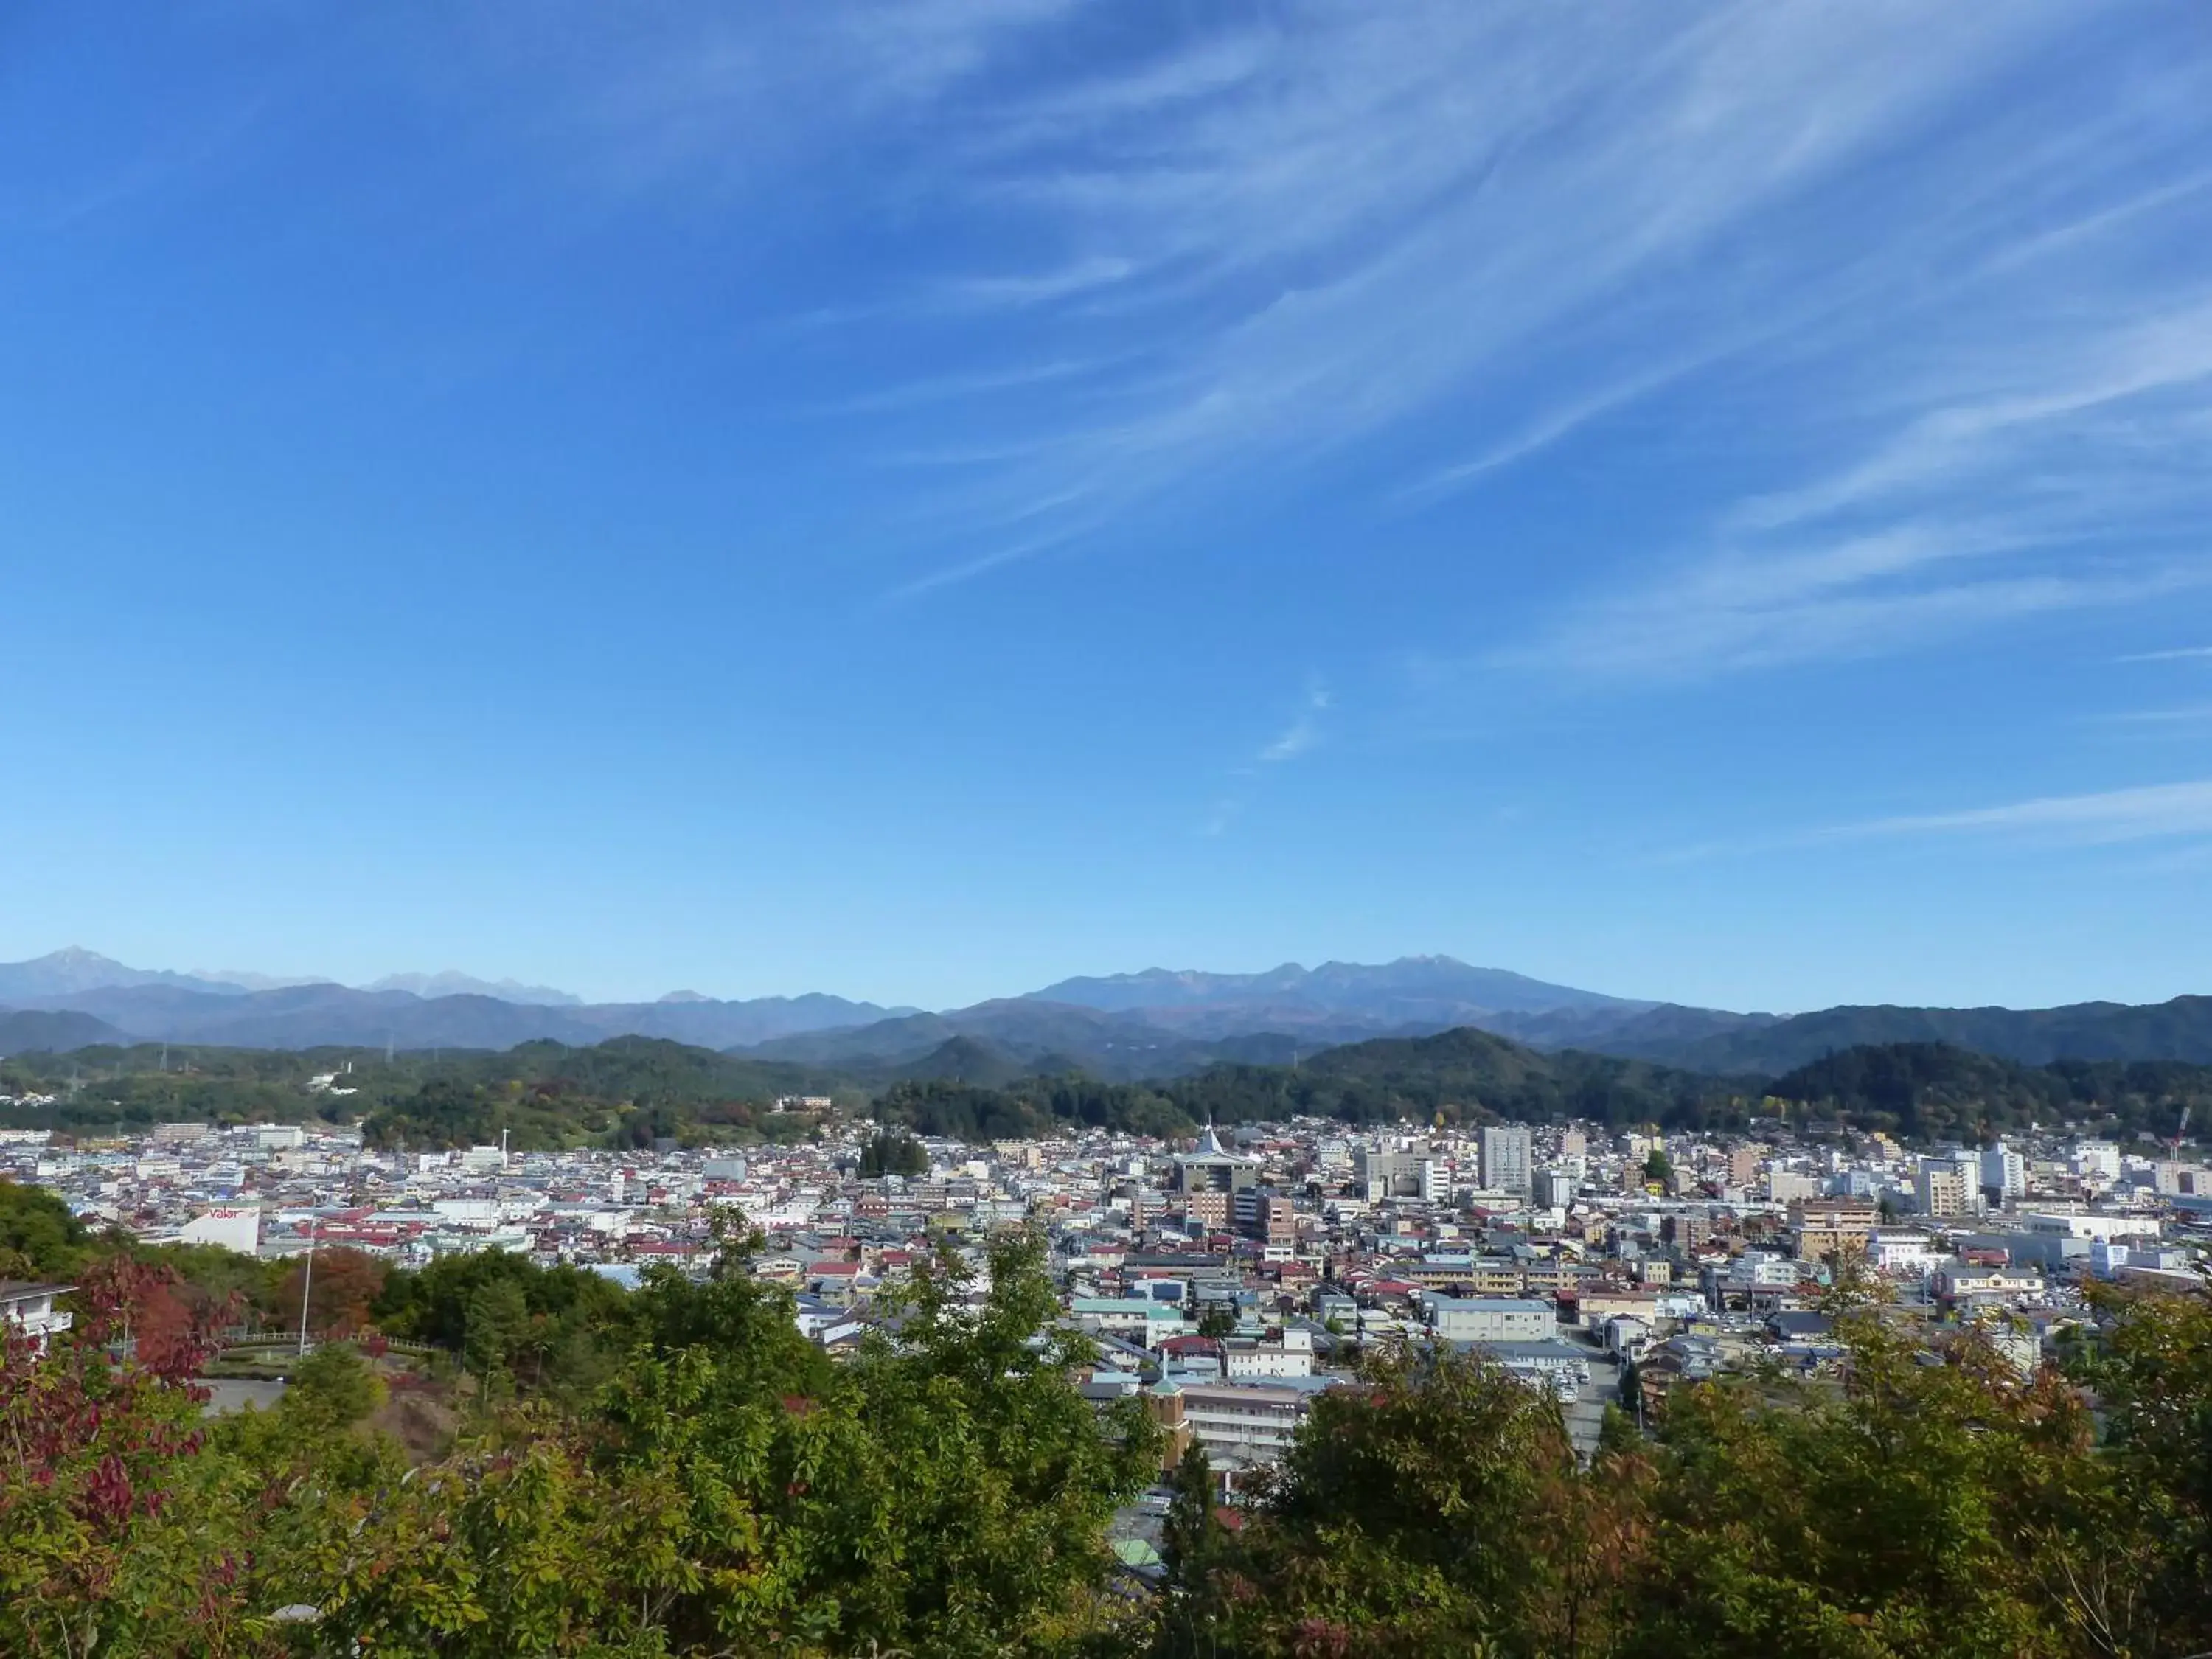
[5,1032,2212,1657]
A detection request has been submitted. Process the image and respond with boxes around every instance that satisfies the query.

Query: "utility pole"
[296,1220,317,1358]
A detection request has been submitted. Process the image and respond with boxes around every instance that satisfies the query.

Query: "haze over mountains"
[4,946,2212,1079]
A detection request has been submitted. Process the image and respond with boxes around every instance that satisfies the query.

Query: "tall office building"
[1980,1142,2027,1203]
[1174,1122,1259,1228]
[1478,1124,1533,1197]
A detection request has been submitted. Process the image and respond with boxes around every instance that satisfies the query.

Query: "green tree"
[1157,1440,1223,1657]
[2062,1282,2212,1655]
[1623,1305,2112,1659]
[462,1276,529,1400]
[1187,1344,1602,1655]
[0,1177,87,1279]
[857,1128,929,1178]
[280,1340,386,1437]
[1196,1304,1239,1339]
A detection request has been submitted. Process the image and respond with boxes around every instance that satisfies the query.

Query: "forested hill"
[1606,994,2212,1073]
[1178,1026,1755,1130]
[0,1037,858,1150]
[875,1028,1759,1140]
[878,1031,2212,1144]
[1764,1042,2212,1142]
[17,1026,2212,1150]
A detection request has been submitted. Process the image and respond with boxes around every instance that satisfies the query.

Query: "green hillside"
[0,1037,860,1150]
[1632,995,2212,1072]
[1766,1042,2212,1141]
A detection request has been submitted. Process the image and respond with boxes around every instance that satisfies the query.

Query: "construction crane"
[2173,1105,2192,1161]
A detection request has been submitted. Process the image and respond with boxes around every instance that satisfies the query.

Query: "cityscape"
[7,1010,2212,1644]
[10,2,2212,1654]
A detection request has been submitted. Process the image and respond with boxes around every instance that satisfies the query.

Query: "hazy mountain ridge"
[362,970,583,1006]
[0,976,905,1054]
[0,1008,129,1054]
[4,947,2209,1079]
[0,947,254,1000]
[1029,955,1651,1021]
[0,949,587,1010]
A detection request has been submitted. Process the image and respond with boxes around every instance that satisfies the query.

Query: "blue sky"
[7,2,2212,1012]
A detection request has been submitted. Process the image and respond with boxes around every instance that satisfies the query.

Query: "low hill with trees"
[1766,1042,2212,1141]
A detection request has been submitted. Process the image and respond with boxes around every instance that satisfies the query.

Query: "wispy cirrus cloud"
[429,1,2212,678]
[1257,682,1332,765]
[2121,644,2212,663]
[1655,774,2212,866]
[1200,679,1332,835]
[1836,779,2212,845]
[938,256,1136,309]
[1512,286,2212,680]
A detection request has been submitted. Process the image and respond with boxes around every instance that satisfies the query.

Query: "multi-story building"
[2153,1162,2211,1197]
[1478,1126,1532,1197]
[1177,1380,1315,1461]
[1766,1169,1817,1204]
[1980,1143,2028,1203]
[1868,1231,1946,1274]
[1664,1213,1714,1254]
[1427,1295,1553,1343]
[1790,1197,1877,1262]
[2070,1141,2121,1185]
[1222,1326,1314,1379]
[1235,1187,1300,1245]
[1355,1146,1443,1202]
[0,1280,74,1353]
[1175,1125,1259,1208]
[1916,1164,1973,1219]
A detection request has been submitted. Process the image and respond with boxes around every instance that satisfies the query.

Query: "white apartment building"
[1178,1380,1314,1460]
[1428,1295,1553,1343]
[0,1281,74,1354]
[1478,1126,1532,1197]
[1222,1326,1315,1379]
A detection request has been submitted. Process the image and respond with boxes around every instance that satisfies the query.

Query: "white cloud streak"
[2121,645,2212,662]
[1838,779,2212,845]
[433,2,2212,675]
[1257,683,1332,764]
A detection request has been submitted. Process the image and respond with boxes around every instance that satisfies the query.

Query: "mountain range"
[0,950,906,1052]
[4,946,2211,1081]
